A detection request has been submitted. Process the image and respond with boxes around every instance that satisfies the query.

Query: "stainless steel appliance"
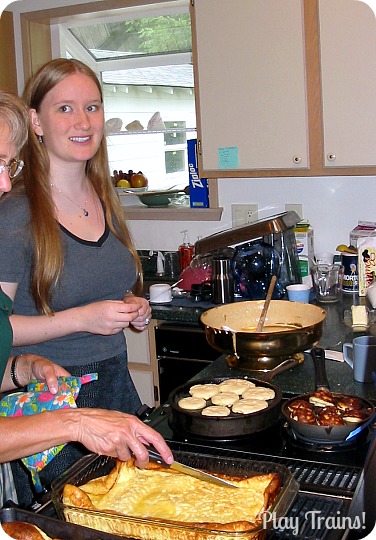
[195,211,302,290]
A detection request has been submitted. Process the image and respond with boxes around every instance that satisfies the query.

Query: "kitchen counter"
[151,296,213,322]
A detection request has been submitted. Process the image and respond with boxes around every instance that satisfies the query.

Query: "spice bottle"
[179,230,194,271]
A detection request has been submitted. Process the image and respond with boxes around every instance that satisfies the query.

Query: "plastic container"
[52,452,298,540]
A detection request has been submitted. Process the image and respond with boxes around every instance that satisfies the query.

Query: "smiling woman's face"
[0,118,16,197]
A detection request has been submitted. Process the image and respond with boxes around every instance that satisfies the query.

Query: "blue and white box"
[187,139,209,208]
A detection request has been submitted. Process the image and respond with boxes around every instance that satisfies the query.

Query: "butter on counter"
[351,305,368,327]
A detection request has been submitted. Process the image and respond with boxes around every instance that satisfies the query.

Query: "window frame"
[17,0,222,221]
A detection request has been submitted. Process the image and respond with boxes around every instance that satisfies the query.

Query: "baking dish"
[51,451,299,540]
[0,507,127,539]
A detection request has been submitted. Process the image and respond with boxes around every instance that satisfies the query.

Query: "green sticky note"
[218,146,238,169]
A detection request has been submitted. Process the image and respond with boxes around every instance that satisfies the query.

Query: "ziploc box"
[295,223,314,278]
[187,139,209,208]
[350,221,376,248]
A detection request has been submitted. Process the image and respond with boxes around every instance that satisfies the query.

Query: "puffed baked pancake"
[62,458,281,538]
[1,521,61,540]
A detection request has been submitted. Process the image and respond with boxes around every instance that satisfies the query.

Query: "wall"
[126,174,376,256]
[6,0,376,258]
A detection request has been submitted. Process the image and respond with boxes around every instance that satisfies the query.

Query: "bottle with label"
[178,230,194,271]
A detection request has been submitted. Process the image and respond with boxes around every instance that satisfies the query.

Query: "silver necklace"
[51,183,89,217]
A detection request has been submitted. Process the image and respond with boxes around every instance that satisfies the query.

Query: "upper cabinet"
[190,0,376,177]
[319,0,376,168]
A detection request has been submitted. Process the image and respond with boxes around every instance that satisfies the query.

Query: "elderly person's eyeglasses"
[0,158,24,179]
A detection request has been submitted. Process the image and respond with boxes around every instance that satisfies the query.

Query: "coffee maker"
[194,211,302,298]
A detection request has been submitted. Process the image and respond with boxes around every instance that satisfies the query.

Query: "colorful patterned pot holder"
[0,373,98,492]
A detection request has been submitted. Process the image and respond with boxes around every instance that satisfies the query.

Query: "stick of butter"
[351,305,368,327]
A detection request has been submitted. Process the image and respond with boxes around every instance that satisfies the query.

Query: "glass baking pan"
[0,507,128,539]
[51,451,299,540]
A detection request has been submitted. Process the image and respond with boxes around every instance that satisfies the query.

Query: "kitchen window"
[58,0,196,192]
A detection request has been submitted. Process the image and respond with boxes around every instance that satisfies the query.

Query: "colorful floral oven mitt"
[0,373,98,492]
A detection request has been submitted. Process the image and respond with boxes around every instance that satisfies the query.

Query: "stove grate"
[267,492,352,540]
[167,441,362,497]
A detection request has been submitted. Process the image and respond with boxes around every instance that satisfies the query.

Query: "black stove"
[144,400,375,540]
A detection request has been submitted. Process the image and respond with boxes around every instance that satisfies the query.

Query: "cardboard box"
[350,221,376,248]
[357,237,376,296]
[187,139,209,208]
[295,225,314,278]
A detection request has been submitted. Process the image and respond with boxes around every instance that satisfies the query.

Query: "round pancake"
[242,386,275,401]
[178,396,207,410]
[232,398,268,414]
[218,379,255,395]
[201,405,231,417]
[189,383,220,400]
[211,391,239,406]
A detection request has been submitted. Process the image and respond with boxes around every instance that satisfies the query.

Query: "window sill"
[121,205,223,221]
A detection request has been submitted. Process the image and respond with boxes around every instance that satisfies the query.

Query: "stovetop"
[144,402,374,540]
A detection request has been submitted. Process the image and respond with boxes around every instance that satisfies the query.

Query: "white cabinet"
[191,0,376,177]
[125,321,159,408]
[319,0,376,167]
[191,0,308,173]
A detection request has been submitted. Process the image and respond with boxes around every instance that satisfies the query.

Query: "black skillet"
[168,376,282,439]
[282,347,375,444]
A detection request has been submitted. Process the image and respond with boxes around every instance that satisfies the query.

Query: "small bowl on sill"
[137,189,182,208]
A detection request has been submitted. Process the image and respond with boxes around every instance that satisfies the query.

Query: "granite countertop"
[150,296,213,322]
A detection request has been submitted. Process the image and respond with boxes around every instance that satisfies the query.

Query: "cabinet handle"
[292,156,302,164]
[327,153,336,162]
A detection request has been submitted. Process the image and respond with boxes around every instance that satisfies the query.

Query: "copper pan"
[200,300,326,371]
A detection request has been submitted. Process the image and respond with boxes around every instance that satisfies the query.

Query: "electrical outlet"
[285,204,303,220]
[232,204,258,226]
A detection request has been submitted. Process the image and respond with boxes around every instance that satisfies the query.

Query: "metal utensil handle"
[311,346,330,390]
[147,448,170,467]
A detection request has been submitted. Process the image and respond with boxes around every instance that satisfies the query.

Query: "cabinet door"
[191,0,308,174]
[319,0,376,167]
[124,326,151,365]
[125,324,159,408]
[129,370,155,408]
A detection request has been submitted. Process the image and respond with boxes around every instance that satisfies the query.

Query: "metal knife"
[147,448,238,488]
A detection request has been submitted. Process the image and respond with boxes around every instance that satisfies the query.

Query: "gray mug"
[343,336,376,383]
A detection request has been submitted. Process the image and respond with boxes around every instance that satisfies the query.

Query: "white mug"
[149,283,172,304]
[343,336,376,383]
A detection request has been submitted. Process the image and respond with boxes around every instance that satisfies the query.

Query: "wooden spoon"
[256,275,277,332]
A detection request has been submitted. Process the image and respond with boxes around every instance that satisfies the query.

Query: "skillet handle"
[310,347,330,390]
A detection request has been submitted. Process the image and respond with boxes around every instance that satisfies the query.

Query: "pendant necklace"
[50,183,89,217]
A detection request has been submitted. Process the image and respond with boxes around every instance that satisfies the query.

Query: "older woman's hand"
[74,408,173,466]
[14,354,70,394]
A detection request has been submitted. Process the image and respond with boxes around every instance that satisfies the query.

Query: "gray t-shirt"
[0,194,137,366]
